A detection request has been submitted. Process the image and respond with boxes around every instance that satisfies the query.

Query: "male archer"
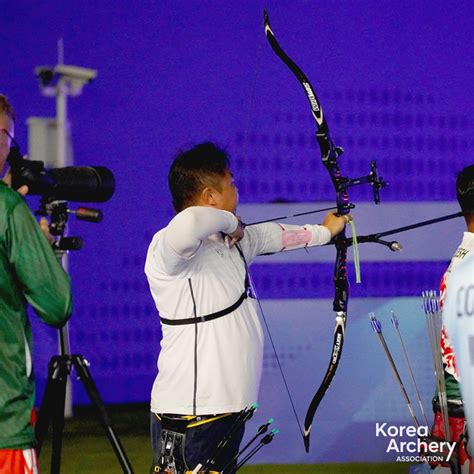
[144,142,349,472]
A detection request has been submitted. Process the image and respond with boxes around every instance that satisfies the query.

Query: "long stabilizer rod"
[344,212,464,250]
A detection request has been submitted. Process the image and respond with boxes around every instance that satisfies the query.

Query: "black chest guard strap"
[160,244,253,326]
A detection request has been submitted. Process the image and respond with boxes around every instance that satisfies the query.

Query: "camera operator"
[0,94,72,473]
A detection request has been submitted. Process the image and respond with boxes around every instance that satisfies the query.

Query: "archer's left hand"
[322,211,352,237]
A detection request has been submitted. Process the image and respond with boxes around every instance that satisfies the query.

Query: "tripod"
[35,201,134,473]
[35,343,133,473]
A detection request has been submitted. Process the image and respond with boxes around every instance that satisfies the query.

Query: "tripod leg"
[35,355,70,474]
[72,355,134,474]
[50,370,67,474]
[35,363,57,454]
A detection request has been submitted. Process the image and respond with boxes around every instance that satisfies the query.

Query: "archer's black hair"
[169,142,230,212]
[456,164,474,213]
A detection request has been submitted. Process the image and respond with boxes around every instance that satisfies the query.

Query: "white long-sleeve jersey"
[145,206,331,415]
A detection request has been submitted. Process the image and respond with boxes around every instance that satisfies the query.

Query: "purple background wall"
[2,0,474,464]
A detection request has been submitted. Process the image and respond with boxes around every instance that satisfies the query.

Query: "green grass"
[38,404,408,473]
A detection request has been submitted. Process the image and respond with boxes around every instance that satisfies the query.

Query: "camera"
[7,143,115,203]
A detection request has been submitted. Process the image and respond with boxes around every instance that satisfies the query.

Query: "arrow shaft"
[377,332,421,428]
[394,326,430,429]
[246,205,348,226]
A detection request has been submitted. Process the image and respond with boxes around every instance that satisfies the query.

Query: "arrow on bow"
[263,9,386,452]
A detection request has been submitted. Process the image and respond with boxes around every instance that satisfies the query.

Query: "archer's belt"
[154,412,234,430]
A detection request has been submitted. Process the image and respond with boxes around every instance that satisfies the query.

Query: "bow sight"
[318,145,387,208]
[341,158,387,205]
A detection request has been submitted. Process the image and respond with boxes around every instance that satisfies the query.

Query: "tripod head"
[36,198,103,253]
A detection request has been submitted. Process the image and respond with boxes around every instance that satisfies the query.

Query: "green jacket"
[0,182,72,449]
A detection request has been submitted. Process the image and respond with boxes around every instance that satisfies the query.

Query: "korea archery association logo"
[375,423,456,463]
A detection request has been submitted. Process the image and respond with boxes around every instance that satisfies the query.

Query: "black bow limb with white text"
[263,9,387,453]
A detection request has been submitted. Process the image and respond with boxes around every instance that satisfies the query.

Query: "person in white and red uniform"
[432,164,474,473]
[144,142,349,473]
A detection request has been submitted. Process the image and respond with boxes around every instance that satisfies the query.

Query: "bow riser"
[333,246,349,313]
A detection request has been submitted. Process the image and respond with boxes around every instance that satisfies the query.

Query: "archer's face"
[0,114,14,175]
[213,170,239,214]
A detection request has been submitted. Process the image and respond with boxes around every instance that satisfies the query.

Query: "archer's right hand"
[226,217,245,248]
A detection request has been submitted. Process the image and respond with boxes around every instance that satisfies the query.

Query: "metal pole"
[55,75,73,418]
